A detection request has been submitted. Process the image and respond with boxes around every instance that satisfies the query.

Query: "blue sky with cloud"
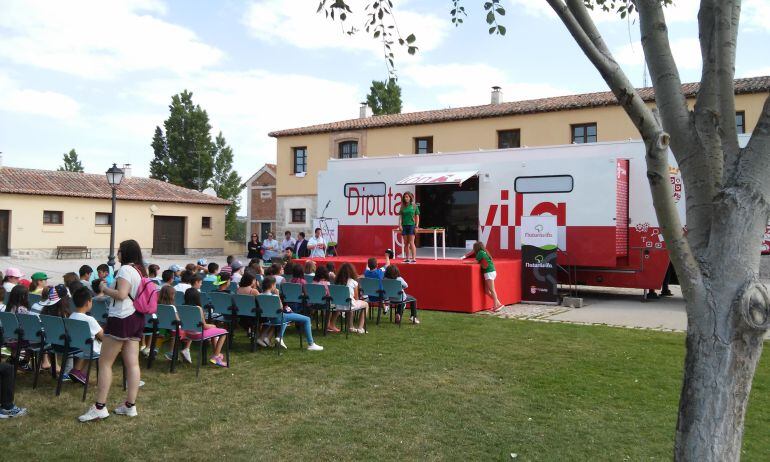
[1,0,769,206]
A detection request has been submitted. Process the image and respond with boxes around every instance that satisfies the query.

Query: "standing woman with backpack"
[79,239,147,422]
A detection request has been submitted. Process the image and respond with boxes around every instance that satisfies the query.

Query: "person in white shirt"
[280,231,296,254]
[173,270,194,294]
[262,232,280,262]
[2,267,23,293]
[231,261,244,284]
[68,286,104,385]
[308,227,327,258]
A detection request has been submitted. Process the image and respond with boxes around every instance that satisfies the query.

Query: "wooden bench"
[56,246,92,259]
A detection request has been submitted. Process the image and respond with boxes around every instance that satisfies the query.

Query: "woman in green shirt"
[461,241,503,311]
[398,192,420,263]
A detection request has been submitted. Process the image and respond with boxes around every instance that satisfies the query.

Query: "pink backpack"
[128,265,158,315]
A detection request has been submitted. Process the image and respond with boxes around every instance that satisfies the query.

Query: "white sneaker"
[276,338,287,349]
[181,348,192,364]
[256,337,268,347]
[307,343,324,351]
[139,380,145,388]
[383,307,390,315]
[410,316,421,324]
[114,403,138,417]
[78,405,109,422]
[349,327,360,334]
[140,347,150,357]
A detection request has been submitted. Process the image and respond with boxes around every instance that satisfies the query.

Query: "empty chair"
[63,318,100,401]
[176,305,229,377]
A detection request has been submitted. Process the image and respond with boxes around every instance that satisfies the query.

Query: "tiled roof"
[0,167,231,205]
[268,75,770,137]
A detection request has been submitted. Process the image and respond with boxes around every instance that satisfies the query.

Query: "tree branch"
[547,0,704,299]
[720,0,743,181]
[736,95,770,202]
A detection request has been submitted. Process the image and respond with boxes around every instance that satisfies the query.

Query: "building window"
[291,208,306,223]
[95,212,112,226]
[202,217,212,229]
[260,190,272,199]
[497,129,521,149]
[414,137,433,154]
[736,111,745,134]
[571,123,597,144]
[43,211,63,225]
[293,146,307,174]
[339,141,358,159]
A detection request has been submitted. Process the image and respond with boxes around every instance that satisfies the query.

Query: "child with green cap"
[28,272,48,295]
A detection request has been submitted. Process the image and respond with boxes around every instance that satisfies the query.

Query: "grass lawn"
[3,311,770,461]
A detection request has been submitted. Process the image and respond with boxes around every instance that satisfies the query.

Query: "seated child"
[364,252,391,308]
[384,265,419,324]
[184,288,229,367]
[157,286,192,364]
[325,262,336,281]
[332,263,368,334]
[203,263,219,282]
[148,264,161,284]
[260,276,322,351]
[304,260,316,278]
[174,270,194,294]
[67,287,103,384]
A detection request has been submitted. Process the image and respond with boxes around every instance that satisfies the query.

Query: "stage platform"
[295,256,521,313]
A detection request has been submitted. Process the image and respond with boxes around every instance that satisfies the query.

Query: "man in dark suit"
[294,232,309,258]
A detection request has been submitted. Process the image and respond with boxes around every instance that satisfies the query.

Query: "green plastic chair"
[329,284,367,338]
[201,280,216,293]
[305,283,331,333]
[63,318,100,401]
[156,304,181,373]
[89,299,109,326]
[176,305,230,377]
[16,313,47,388]
[359,277,386,325]
[255,294,295,353]
[39,315,80,396]
[0,312,22,380]
[233,294,260,352]
[208,292,236,348]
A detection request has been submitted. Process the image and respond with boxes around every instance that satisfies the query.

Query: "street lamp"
[105,163,125,268]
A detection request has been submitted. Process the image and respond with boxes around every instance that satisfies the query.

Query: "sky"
[1,0,769,211]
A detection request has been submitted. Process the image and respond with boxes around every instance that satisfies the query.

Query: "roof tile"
[0,167,231,205]
[268,76,770,137]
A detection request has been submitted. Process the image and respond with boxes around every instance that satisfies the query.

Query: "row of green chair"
[0,311,99,401]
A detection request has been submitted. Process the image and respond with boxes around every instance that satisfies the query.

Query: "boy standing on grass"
[67,287,103,384]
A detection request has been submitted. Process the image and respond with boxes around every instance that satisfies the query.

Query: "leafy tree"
[158,90,215,191]
[58,148,84,172]
[149,126,170,181]
[318,0,770,459]
[210,132,244,240]
[366,79,402,115]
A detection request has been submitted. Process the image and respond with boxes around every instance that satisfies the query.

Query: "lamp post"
[105,163,125,268]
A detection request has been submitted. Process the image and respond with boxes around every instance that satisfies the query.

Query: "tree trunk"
[675,192,770,461]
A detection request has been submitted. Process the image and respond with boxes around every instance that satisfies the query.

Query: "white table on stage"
[391,227,446,260]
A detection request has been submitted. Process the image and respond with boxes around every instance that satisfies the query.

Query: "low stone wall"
[9,248,152,260]
[223,241,246,257]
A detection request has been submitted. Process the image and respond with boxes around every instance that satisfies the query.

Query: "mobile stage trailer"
[318,138,768,292]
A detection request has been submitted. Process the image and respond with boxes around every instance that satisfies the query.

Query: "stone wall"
[8,247,222,260]
[276,195,317,235]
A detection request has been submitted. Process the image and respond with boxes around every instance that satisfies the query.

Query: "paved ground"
[3,255,768,337]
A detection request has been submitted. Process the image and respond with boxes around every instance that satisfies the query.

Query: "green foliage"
[210,132,244,240]
[57,148,84,172]
[149,126,169,181]
[158,90,215,191]
[366,78,402,115]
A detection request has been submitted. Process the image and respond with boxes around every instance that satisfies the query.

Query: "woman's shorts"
[483,271,497,281]
[105,311,145,341]
[402,225,415,236]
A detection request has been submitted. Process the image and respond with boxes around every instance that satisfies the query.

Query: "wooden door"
[0,211,8,256]
[153,216,185,255]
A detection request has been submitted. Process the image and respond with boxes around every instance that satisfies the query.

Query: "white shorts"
[483,271,497,281]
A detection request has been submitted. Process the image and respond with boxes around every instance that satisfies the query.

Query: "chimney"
[491,86,502,105]
[359,102,371,118]
[122,163,132,179]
